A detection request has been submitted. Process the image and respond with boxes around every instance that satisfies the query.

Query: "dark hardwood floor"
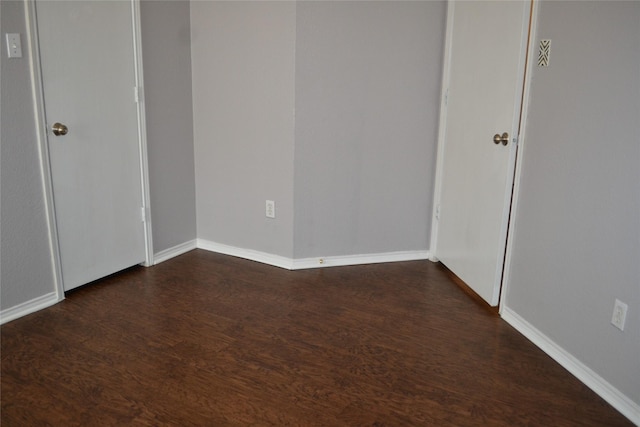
[1,250,632,426]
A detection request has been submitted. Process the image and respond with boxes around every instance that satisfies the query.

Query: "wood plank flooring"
[1,249,632,426]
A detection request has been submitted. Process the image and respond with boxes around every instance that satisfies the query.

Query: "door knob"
[493,132,509,146]
[52,122,68,136]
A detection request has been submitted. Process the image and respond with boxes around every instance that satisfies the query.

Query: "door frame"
[25,0,154,300]
[429,0,537,310]
[499,0,539,314]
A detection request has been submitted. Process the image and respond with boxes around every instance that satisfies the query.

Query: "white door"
[36,1,146,291]
[434,1,531,306]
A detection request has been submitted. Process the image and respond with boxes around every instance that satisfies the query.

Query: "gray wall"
[1,0,58,310]
[140,0,197,254]
[190,0,445,260]
[293,1,444,258]
[506,1,640,406]
[191,1,296,258]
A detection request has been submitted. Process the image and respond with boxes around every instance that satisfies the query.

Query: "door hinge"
[435,204,440,221]
[140,207,150,223]
[444,88,449,106]
[134,86,141,103]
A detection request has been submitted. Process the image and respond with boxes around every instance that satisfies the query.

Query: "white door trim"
[430,0,534,305]
[499,0,538,314]
[25,0,65,301]
[428,0,455,263]
[130,0,154,267]
[26,0,153,296]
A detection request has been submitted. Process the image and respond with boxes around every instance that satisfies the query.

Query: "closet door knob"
[493,132,509,146]
[52,122,68,136]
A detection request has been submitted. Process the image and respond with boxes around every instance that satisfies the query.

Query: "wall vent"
[538,39,551,67]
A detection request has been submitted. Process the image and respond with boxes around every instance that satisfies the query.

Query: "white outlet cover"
[611,299,628,331]
[265,200,275,219]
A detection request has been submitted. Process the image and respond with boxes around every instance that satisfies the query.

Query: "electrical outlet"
[611,299,628,331]
[265,200,275,219]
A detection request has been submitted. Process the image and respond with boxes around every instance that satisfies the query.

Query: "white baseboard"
[153,239,197,265]
[0,292,61,325]
[501,306,640,425]
[197,239,294,269]
[196,239,430,271]
[0,246,427,324]
[291,250,431,270]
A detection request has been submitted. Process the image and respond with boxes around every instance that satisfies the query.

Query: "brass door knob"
[493,132,509,146]
[52,122,68,136]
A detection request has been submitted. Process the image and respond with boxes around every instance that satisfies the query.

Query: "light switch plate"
[6,33,22,58]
